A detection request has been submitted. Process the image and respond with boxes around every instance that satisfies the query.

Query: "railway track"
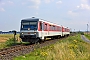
[0,44,35,60]
[0,33,75,60]
[0,39,61,60]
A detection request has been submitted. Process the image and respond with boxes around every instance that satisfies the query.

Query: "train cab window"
[21,21,38,30]
[40,22,42,30]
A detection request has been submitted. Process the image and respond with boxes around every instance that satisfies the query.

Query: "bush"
[78,31,84,35]
[5,38,17,46]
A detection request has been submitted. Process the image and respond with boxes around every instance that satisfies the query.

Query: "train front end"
[20,18,40,43]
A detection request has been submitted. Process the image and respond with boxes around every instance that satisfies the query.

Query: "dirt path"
[81,35,90,43]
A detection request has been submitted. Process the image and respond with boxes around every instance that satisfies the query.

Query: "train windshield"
[21,21,37,30]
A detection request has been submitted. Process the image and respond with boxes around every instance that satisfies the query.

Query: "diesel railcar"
[20,17,70,43]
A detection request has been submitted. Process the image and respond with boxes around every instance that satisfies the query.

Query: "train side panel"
[62,27,70,36]
[38,20,63,40]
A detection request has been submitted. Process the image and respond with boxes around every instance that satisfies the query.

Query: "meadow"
[0,34,21,49]
[14,34,90,60]
[0,34,20,42]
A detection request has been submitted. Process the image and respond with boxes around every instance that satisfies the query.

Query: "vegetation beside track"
[14,34,90,60]
[84,34,90,40]
[0,34,21,49]
[0,43,6,49]
[0,34,20,42]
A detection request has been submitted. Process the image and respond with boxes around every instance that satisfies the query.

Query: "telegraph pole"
[13,31,16,45]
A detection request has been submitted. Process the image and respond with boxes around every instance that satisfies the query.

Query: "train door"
[62,27,65,36]
[62,26,64,36]
[41,22,44,40]
[39,21,44,40]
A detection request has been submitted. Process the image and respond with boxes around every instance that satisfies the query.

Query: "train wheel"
[34,38,40,44]
[29,41,33,45]
[51,37,54,40]
[58,36,61,39]
[41,39,45,43]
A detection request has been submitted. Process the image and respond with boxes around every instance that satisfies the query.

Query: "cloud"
[44,0,54,3]
[0,7,5,12]
[28,0,41,9]
[81,0,88,3]
[68,11,78,16]
[30,0,41,5]
[36,12,38,15]
[28,5,39,9]
[56,0,62,4]
[56,0,62,8]
[77,4,90,10]
[77,0,90,10]
[1,2,5,5]
[0,1,14,6]
[7,1,14,4]
[0,1,14,12]
[44,0,50,3]
[77,6,80,8]
[21,2,26,5]
[0,1,6,6]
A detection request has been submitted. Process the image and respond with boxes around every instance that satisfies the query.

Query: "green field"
[14,34,90,60]
[84,34,90,40]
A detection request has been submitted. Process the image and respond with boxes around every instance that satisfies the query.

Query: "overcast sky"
[0,0,90,31]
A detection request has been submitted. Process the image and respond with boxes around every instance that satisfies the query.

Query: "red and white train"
[20,17,70,43]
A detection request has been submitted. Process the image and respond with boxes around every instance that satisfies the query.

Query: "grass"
[0,42,6,49]
[0,34,21,42]
[0,34,19,40]
[14,34,90,60]
[0,34,14,37]
[84,34,90,40]
[0,34,21,49]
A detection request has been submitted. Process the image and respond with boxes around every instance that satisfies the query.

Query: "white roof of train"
[21,17,69,29]
[39,19,62,27]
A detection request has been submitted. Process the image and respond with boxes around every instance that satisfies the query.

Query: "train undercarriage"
[20,35,41,44]
[20,34,69,44]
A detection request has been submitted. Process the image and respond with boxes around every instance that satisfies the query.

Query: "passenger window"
[45,24,47,30]
[49,25,51,30]
[53,26,55,30]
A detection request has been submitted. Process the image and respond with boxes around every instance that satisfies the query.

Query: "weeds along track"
[0,33,75,60]
[0,39,61,60]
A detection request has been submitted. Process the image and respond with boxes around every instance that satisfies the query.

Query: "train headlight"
[22,33,23,34]
[34,32,36,34]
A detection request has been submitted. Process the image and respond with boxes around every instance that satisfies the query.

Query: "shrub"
[5,38,17,46]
